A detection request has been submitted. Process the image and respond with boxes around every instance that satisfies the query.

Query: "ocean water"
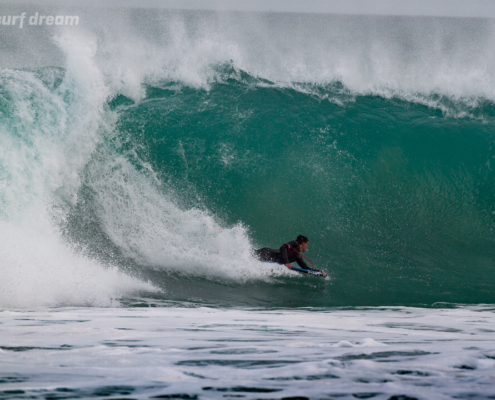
[1,5,495,399]
[2,305,495,400]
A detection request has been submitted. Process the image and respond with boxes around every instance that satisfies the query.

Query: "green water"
[2,8,495,307]
[70,72,494,306]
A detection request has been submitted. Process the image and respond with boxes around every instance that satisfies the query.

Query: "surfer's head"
[296,235,309,252]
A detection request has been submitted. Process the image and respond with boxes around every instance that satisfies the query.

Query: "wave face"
[1,8,495,307]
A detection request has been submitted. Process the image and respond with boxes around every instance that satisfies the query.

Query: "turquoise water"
[65,70,495,307]
[1,9,495,308]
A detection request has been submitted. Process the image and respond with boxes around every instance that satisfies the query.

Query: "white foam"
[1,306,495,398]
[83,151,275,280]
[0,221,154,308]
[75,10,495,111]
[0,32,155,308]
[333,338,388,348]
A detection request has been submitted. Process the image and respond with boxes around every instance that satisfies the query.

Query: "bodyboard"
[290,266,328,278]
[263,261,328,278]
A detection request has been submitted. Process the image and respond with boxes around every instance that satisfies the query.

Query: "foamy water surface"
[1,305,495,399]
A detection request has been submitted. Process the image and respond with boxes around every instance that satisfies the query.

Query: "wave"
[82,10,495,106]
[0,36,155,307]
[1,9,495,307]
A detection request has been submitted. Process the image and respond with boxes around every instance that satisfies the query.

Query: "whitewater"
[1,3,495,399]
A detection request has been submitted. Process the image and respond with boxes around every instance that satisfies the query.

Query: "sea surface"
[1,5,495,399]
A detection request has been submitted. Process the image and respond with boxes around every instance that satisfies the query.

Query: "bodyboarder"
[254,235,326,275]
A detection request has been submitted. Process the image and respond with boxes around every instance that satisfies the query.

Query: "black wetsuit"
[255,240,313,270]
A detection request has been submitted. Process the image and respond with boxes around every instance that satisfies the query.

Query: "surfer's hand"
[285,264,292,270]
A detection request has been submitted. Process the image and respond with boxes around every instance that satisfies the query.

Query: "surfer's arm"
[295,257,312,271]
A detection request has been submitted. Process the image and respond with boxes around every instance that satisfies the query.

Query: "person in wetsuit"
[255,235,323,272]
